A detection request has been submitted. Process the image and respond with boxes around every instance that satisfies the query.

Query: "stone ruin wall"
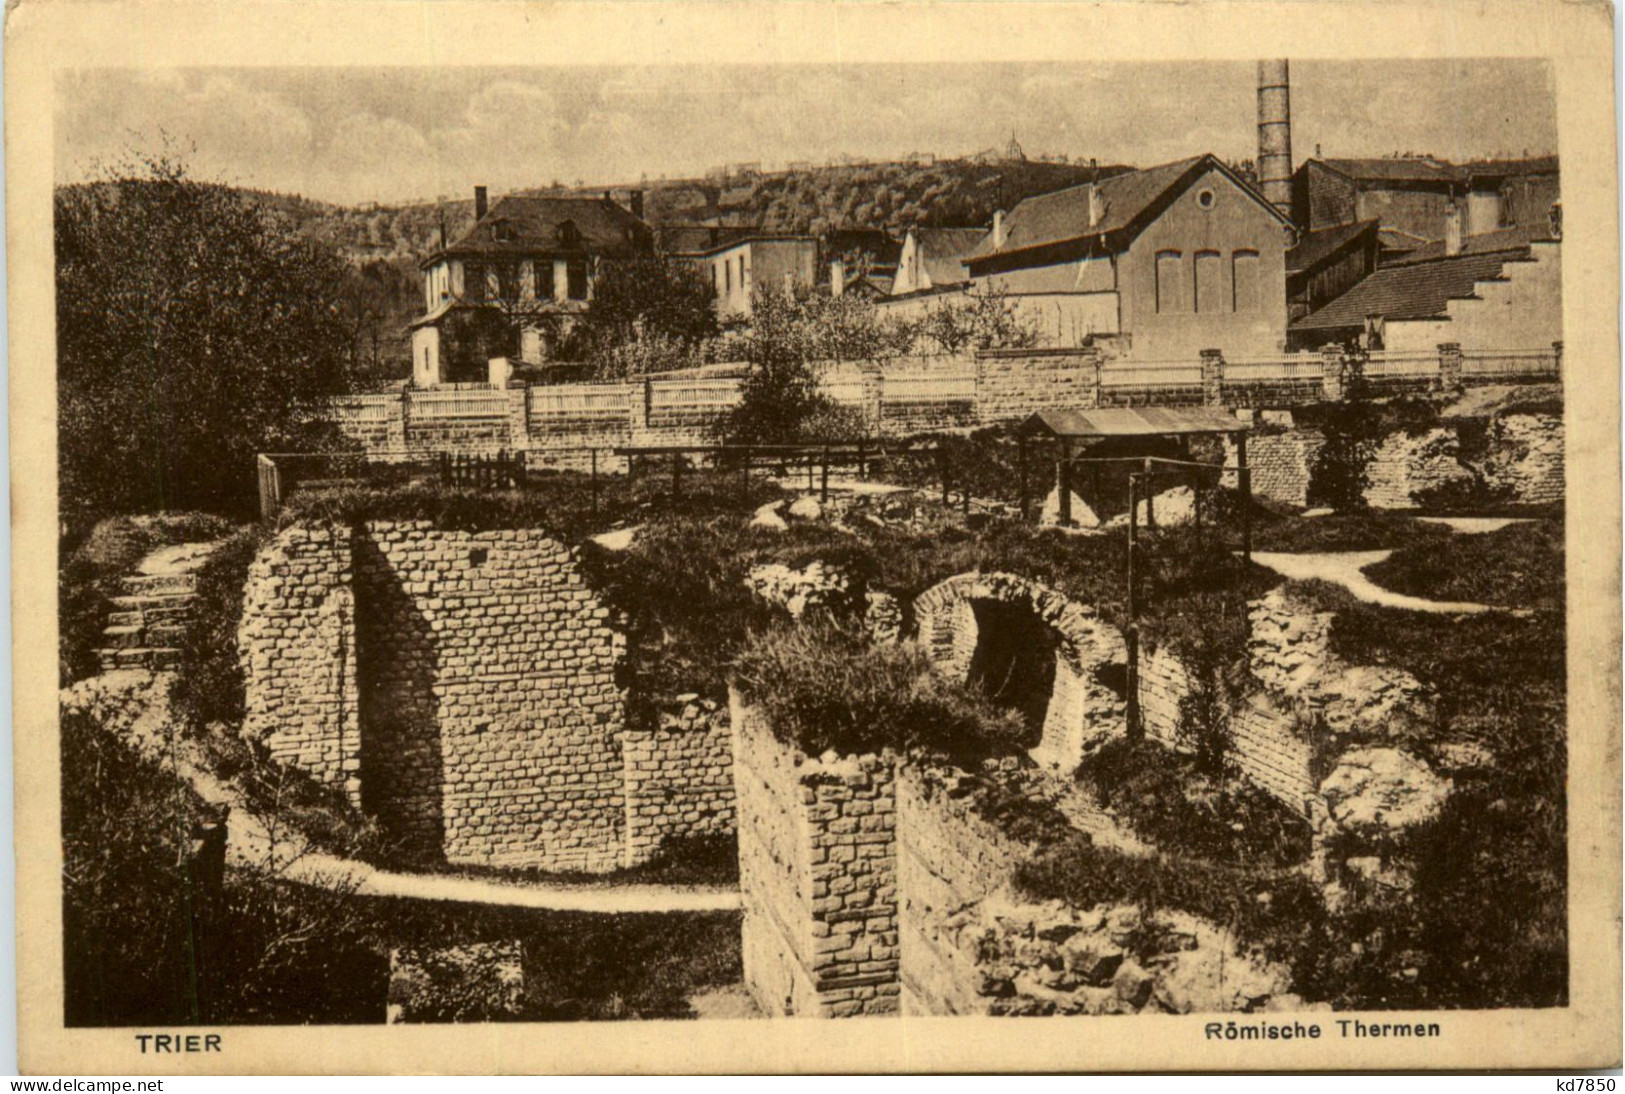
[1223,412,1563,510]
[239,523,361,802]
[895,765,1034,1015]
[238,521,733,872]
[352,523,627,870]
[732,696,900,1018]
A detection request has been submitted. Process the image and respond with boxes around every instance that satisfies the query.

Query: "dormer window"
[556,220,580,247]
[490,218,514,243]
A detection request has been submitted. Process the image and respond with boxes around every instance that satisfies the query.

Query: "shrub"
[1362,518,1563,610]
[171,525,263,733]
[731,620,1029,762]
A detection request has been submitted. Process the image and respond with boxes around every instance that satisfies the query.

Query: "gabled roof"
[1382,224,1552,266]
[427,194,651,266]
[913,227,986,285]
[1312,157,1460,186]
[1290,251,1517,333]
[1021,406,1250,439]
[1287,219,1379,276]
[1377,227,1430,254]
[1461,155,1560,183]
[656,223,761,254]
[965,154,1290,269]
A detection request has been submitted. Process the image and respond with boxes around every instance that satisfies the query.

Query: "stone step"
[121,573,198,597]
[97,646,181,671]
[106,603,193,629]
[100,624,147,650]
[145,623,189,647]
[110,591,194,612]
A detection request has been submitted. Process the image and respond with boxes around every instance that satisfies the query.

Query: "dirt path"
[1249,549,1497,614]
[68,669,741,916]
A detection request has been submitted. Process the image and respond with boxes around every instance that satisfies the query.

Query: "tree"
[582,256,718,349]
[912,286,1040,354]
[56,154,356,518]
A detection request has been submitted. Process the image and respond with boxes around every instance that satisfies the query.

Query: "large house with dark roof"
[411,186,653,386]
[889,227,987,297]
[961,154,1294,358]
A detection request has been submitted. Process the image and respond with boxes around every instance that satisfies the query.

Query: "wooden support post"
[857,441,868,482]
[939,449,951,506]
[1058,441,1073,526]
[1143,456,1156,530]
[807,452,816,492]
[820,447,830,504]
[1126,472,1142,742]
[672,450,682,497]
[1235,432,1251,563]
[1018,436,1029,521]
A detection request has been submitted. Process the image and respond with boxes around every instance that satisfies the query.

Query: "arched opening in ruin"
[965,598,1059,740]
[913,572,1129,772]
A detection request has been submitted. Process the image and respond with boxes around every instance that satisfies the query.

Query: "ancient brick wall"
[1479,412,1564,505]
[238,524,361,803]
[241,520,737,873]
[896,765,1034,1016]
[1362,428,1476,509]
[1138,643,1316,811]
[1224,430,1325,507]
[352,522,627,869]
[733,696,900,1018]
[621,696,735,866]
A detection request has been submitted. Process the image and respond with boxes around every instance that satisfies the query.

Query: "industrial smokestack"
[1256,60,1293,217]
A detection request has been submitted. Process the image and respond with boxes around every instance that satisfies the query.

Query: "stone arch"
[912,572,1128,772]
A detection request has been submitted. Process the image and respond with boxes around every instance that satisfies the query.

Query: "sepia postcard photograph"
[7,0,1620,1075]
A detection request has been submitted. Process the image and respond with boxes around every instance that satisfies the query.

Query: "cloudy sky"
[56,60,1556,207]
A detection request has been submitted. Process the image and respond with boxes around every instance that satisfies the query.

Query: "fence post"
[388,387,411,456]
[1200,348,1225,407]
[1319,344,1345,402]
[1437,342,1463,393]
[590,449,600,519]
[820,447,830,504]
[1125,473,1142,742]
[1553,340,1564,378]
[1057,442,1073,526]
[1143,456,1156,529]
[507,381,532,450]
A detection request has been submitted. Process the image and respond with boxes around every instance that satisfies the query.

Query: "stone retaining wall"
[733,696,900,1017]
[1224,431,1325,507]
[1479,412,1564,505]
[622,697,735,865]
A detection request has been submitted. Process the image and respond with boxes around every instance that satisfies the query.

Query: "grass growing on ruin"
[1075,738,1313,869]
[1248,511,1456,553]
[280,468,784,541]
[1363,517,1564,610]
[732,621,1030,762]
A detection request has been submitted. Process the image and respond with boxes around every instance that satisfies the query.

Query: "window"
[490,218,513,243]
[1196,188,1216,211]
[739,255,748,295]
[1194,250,1223,313]
[1154,251,1184,314]
[463,262,486,302]
[724,258,731,295]
[1232,250,1260,313]
[536,260,557,301]
[566,258,589,301]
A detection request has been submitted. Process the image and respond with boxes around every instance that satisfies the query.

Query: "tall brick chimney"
[1444,202,1464,256]
[1256,60,1293,217]
[629,190,645,220]
[474,185,489,221]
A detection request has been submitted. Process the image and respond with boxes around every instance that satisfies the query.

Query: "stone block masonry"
[353,522,627,870]
[239,521,735,872]
[239,523,361,803]
[733,694,900,1018]
[1225,430,1324,508]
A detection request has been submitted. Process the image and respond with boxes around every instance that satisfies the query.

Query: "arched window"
[1194,250,1223,313]
[1155,251,1185,314]
[1232,250,1260,313]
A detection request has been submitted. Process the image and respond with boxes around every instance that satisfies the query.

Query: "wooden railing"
[410,387,509,419]
[881,370,977,401]
[1100,361,1204,388]
[1361,351,1440,379]
[648,377,744,414]
[529,384,631,419]
[1462,348,1562,380]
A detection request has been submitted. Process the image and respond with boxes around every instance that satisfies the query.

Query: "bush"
[1076,738,1311,869]
[171,525,263,732]
[732,621,1029,762]
[1362,518,1563,610]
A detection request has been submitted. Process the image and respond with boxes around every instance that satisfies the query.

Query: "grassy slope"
[1363,518,1564,610]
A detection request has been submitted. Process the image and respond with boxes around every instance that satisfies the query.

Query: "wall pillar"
[862,365,885,434]
[506,382,532,451]
[1553,340,1564,377]
[1200,348,1225,406]
[1080,348,1103,410]
[387,389,410,457]
[1437,342,1463,393]
[1319,344,1345,402]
